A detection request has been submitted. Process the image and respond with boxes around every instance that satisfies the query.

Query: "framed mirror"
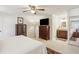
[69,19,79,47]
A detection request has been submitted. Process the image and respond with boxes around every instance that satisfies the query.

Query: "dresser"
[72,32,79,38]
[16,24,27,36]
[57,30,67,39]
[39,25,50,40]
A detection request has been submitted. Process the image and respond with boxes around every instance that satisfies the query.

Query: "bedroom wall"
[52,12,68,40]
[0,11,67,40]
[0,11,68,41]
[0,13,19,37]
[0,12,50,39]
[23,15,50,39]
[0,11,25,37]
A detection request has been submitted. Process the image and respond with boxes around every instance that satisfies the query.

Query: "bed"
[0,36,47,54]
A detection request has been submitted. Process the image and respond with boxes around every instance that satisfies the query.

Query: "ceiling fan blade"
[28,5,32,7]
[23,10,30,12]
[37,9,45,11]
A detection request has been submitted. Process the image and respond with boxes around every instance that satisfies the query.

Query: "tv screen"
[40,18,49,25]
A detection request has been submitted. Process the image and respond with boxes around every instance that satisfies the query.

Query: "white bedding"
[0,36,47,54]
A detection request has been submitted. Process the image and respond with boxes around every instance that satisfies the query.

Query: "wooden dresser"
[57,30,67,39]
[16,24,27,36]
[39,25,50,40]
[72,32,79,38]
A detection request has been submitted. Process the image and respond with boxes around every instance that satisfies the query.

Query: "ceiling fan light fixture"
[31,10,36,14]
[23,5,45,14]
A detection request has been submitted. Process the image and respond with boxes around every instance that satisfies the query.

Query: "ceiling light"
[31,10,36,14]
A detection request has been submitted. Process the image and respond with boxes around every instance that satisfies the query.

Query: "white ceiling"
[0,5,79,15]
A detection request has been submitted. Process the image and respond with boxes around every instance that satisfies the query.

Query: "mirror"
[68,8,79,47]
[69,20,79,46]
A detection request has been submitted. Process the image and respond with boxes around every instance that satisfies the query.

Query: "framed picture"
[17,17,24,24]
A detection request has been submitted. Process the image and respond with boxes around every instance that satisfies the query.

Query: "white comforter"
[0,36,47,54]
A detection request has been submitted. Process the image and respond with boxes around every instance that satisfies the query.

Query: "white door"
[0,16,3,36]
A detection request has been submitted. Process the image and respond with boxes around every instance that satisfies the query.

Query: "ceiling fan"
[23,5,45,14]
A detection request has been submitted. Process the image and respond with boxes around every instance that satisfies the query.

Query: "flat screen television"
[40,18,49,25]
